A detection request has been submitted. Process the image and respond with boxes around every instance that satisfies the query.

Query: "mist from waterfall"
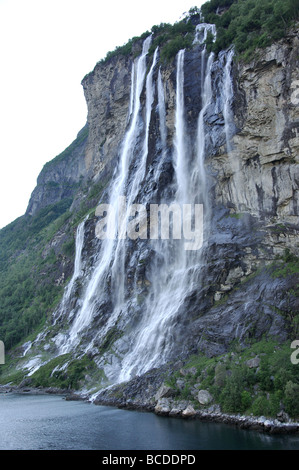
[58,35,153,353]
[52,215,88,326]
[51,27,236,385]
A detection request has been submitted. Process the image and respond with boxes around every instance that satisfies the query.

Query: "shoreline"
[2,384,298,436]
[93,395,299,436]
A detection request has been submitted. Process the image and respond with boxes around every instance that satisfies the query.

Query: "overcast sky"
[0,0,204,229]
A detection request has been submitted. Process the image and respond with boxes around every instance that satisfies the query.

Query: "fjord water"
[0,393,298,450]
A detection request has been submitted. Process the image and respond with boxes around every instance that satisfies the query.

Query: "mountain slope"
[0,2,299,423]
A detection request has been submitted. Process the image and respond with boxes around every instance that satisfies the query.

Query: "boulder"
[154,398,171,416]
[277,411,290,423]
[182,405,196,418]
[246,356,260,368]
[154,384,175,401]
[197,390,213,405]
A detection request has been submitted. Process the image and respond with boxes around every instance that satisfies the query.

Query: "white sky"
[0,0,204,229]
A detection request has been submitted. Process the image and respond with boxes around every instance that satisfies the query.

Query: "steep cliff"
[1,9,299,422]
[26,125,88,216]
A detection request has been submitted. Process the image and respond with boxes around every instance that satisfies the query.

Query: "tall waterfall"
[53,215,88,326]
[52,29,236,385]
[222,48,235,153]
[173,49,189,204]
[58,35,154,354]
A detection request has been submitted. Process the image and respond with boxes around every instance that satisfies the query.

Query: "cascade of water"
[64,216,88,301]
[58,36,153,353]
[128,62,135,119]
[222,48,234,153]
[55,27,237,385]
[153,67,168,183]
[111,45,158,307]
[118,48,193,382]
[193,23,217,46]
[173,49,189,204]
[52,216,88,325]
[112,34,153,199]
[193,23,216,90]
[128,46,159,204]
[192,52,214,206]
[157,67,167,155]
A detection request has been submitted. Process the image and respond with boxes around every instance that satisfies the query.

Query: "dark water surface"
[0,393,298,450]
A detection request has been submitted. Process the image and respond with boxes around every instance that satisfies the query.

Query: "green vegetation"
[0,173,110,355]
[148,20,196,63]
[267,249,299,338]
[271,248,299,279]
[88,10,198,67]
[0,200,74,350]
[29,354,101,390]
[42,124,89,172]
[201,0,299,60]
[167,339,299,419]
[87,0,299,69]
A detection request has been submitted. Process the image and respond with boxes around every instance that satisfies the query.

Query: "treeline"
[93,0,299,67]
[202,0,299,58]
[0,200,73,350]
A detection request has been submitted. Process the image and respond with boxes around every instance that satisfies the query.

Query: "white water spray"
[222,48,235,153]
[58,36,153,353]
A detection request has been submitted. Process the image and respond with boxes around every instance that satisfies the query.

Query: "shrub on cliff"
[201,0,299,59]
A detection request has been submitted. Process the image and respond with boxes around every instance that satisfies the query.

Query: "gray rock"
[246,356,260,368]
[154,384,175,401]
[182,405,196,418]
[154,398,171,416]
[197,390,213,405]
[277,411,290,423]
[176,379,185,391]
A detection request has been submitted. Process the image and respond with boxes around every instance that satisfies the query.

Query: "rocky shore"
[93,391,299,436]
[1,381,298,435]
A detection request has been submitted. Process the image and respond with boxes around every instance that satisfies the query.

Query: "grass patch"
[30,354,99,390]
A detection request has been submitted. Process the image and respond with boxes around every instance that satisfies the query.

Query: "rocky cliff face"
[215,30,299,224]
[16,24,299,400]
[26,125,88,216]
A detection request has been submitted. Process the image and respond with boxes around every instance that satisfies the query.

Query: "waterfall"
[51,28,237,386]
[128,62,135,119]
[173,49,189,204]
[118,47,202,382]
[193,23,217,46]
[128,46,159,203]
[193,52,214,207]
[52,215,87,326]
[64,216,87,301]
[58,35,153,353]
[222,48,235,153]
[110,45,159,308]
[157,67,167,156]
[112,34,153,199]
[154,67,168,182]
